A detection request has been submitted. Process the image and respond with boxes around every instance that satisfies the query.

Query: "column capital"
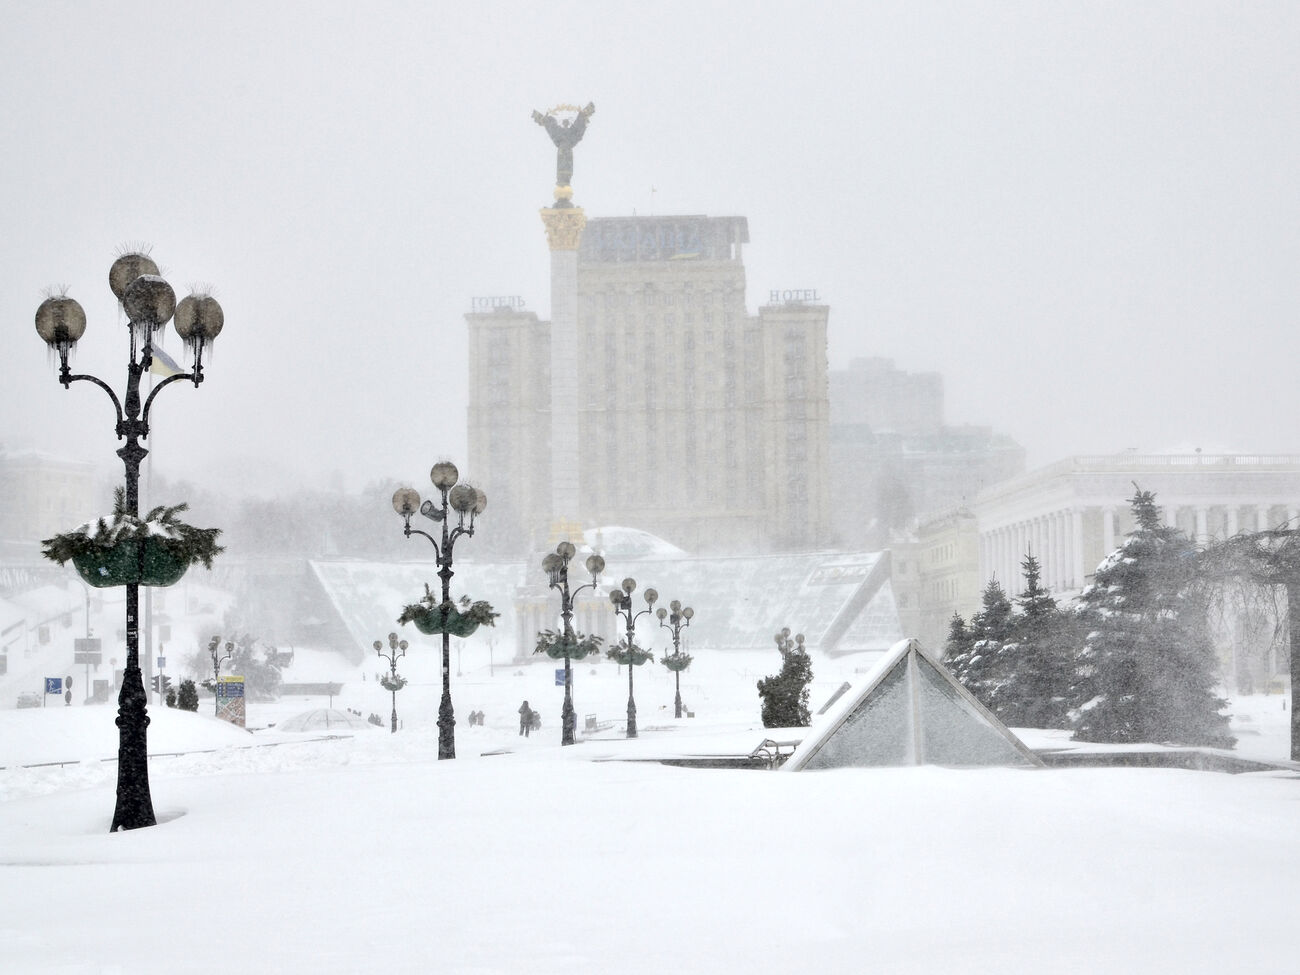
[540,206,587,250]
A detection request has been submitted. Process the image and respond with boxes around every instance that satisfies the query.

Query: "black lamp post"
[207,636,233,716]
[609,578,658,739]
[656,600,695,719]
[34,252,224,832]
[542,541,605,745]
[391,462,485,760]
[374,632,408,733]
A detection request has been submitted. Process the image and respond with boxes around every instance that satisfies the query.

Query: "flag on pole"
[150,343,185,378]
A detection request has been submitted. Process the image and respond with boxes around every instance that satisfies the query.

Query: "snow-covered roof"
[583,526,687,559]
[309,550,904,659]
[274,709,375,733]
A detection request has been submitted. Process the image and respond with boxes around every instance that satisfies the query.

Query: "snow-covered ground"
[2,644,1297,974]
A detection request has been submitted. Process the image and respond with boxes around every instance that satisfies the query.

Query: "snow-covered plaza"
[2,645,1297,975]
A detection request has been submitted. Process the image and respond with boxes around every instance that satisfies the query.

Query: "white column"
[1226,506,1239,538]
[1195,506,1209,545]
[1054,511,1067,590]
[1034,520,1045,587]
[1289,507,1299,529]
[1103,507,1116,555]
[1071,508,1085,589]
[1013,522,1025,593]
[1164,504,1178,528]
[1257,505,1272,532]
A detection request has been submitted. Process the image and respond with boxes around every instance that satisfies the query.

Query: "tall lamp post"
[542,541,605,745]
[656,600,695,719]
[609,578,658,739]
[34,252,224,832]
[374,632,408,733]
[391,462,485,760]
[207,636,233,716]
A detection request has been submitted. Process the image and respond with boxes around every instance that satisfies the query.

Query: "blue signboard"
[555,669,566,687]
[45,677,62,694]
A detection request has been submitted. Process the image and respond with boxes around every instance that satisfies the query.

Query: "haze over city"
[2,1,1297,499]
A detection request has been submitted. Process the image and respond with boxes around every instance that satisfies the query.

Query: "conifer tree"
[992,552,1074,728]
[1072,487,1233,746]
[949,578,1013,710]
[941,612,973,667]
[757,629,813,728]
[177,678,200,712]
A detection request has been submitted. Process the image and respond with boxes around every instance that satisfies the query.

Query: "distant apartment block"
[468,215,831,555]
[829,357,1024,549]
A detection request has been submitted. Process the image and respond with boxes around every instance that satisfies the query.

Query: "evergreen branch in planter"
[41,487,223,572]
[661,650,694,673]
[396,585,499,629]
[379,673,408,693]
[534,628,604,660]
[606,639,655,667]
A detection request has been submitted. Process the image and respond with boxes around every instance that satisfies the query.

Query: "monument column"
[533,102,596,540]
[540,204,587,532]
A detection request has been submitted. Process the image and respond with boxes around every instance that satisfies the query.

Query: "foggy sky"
[2,1,1297,502]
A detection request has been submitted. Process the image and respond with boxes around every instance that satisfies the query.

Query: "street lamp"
[207,636,233,716]
[542,542,605,745]
[374,632,408,734]
[656,600,695,719]
[34,252,224,832]
[608,578,658,739]
[391,461,485,760]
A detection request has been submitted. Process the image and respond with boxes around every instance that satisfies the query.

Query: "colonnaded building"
[467,214,831,556]
[896,452,1300,659]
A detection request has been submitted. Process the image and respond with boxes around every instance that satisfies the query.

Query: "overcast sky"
[3,1,1297,501]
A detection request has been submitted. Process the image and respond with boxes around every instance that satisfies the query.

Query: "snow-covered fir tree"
[941,612,973,666]
[757,630,813,728]
[946,578,1013,710]
[1072,487,1233,747]
[176,679,200,712]
[990,552,1075,728]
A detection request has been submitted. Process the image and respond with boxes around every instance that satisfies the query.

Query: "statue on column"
[532,102,595,206]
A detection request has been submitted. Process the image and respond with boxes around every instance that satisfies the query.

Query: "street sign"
[555,668,565,686]
[216,675,246,728]
[74,637,102,666]
[157,656,166,669]
[45,677,62,694]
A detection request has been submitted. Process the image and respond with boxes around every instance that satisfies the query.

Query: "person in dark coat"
[519,700,532,737]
